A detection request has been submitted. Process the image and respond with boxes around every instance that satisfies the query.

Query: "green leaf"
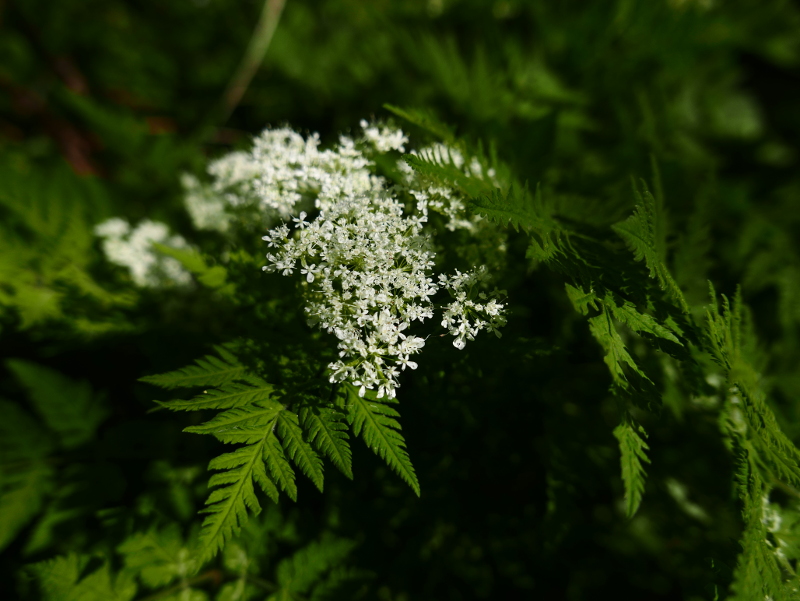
[565,283,599,316]
[0,401,54,551]
[613,420,651,518]
[275,536,356,595]
[152,243,234,294]
[118,524,196,589]
[140,345,245,390]
[197,420,281,562]
[728,450,786,601]
[264,434,297,501]
[612,184,690,314]
[343,385,419,496]
[300,405,353,480]
[588,309,648,387]
[383,105,455,142]
[159,377,274,412]
[278,411,325,492]
[6,360,107,449]
[185,402,284,443]
[27,554,137,601]
[606,296,681,344]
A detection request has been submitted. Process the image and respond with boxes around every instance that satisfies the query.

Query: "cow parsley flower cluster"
[253,125,508,399]
[182,123,397,233]
[439,266,508,350]
[176,121,508,398]
[94,218,191,288]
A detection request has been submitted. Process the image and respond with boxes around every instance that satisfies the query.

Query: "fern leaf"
[310,566,373,601]
[278,410,325,492]
[300,406,353,480]
[403,152,491,199]
[728,450,786,601]
[118,524,196,589]
[27,554,136,601]
[158,377,274,412]
[612,186,690,314]
[588,309,648,387]
[265,434,297,501]
[0,461,53,552]
[275,536,356,594]
[198,425,280,562]
[565,283,599,316]
[607,298,681,344]
[342,385,420,496]
[470,185,550,232]
[140,345,245,389]
[613,420,651,518]
[184,401,284,443]
[0,400,56,551]
[383,104,455,142]
[5,360,107,449]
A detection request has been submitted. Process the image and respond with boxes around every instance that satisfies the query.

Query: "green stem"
[220,0,287,122]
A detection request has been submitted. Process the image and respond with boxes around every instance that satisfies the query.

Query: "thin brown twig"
[220,0,287,123]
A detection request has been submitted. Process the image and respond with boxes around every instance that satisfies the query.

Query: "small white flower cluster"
[182,123,406,233]
[94,218,191,288]
[438,266,508,350]
[359,119,408,153]
[254,127,507,398]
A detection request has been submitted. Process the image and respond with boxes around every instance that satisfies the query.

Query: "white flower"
[191,123,508,397]
[95,218,192,288]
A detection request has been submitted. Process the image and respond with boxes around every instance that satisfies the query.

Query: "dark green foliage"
[4,0,800,599]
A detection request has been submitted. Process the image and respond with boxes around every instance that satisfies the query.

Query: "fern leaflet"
[613,419,651,518]
[612,184,690,314]
[278,410,325,492]
[342,384,420,496]
[139,345,245,389]
[158,377,274,412]
[300,405,353,480]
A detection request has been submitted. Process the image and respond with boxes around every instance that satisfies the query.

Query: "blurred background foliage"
[2,0,800,599]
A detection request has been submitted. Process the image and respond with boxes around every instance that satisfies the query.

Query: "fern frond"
[470,184,553,233]
[27,554,136,601]
[198,424,281,562]
[565,283,599,316]
[0,399,54,551]
[278,410,325,492]
[613,420,651,518]
[118,524,196,589]
[342,384,420,496]
[158,377,274,412]
[606,297,682,344]
[184,401,284,443]
[301,405,353,480]
[383,104,455,142]
[140,345,245,389]
[728,450,786,601]
[6,360,107,449]
[403,152,491,199]
[588,308,648,387]
[612,185,690,314]
[275,536,356,595]
[265,433,297,501]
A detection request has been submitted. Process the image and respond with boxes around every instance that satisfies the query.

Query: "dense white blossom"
[254,126,507,399]
[180,121,507,397]
[359,119,408,153]
[94,218,191,288]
